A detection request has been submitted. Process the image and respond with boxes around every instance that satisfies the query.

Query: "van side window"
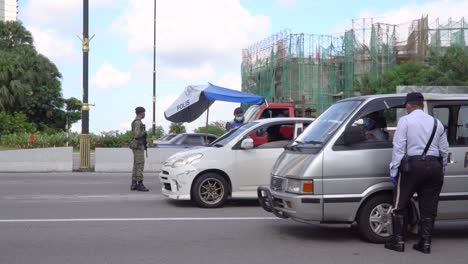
[334,98,405,150]
[431,103,468,146]
[456,106,468,146]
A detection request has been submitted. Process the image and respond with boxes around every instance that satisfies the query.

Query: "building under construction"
[241,16,467,113]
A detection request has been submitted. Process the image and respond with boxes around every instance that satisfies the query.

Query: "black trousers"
[393,157,444,219]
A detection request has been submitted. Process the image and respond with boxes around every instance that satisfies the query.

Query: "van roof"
[339,93,468,103]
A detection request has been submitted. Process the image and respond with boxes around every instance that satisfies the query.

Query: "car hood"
[271,151,319,178]
[165,146,214,160]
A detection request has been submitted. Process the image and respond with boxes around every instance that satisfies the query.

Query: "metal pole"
[79,0,91,170]
[152,0,157,138]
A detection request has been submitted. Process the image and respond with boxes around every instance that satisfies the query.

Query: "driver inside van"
[363,112,388,141]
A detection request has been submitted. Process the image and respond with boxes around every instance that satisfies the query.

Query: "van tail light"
[302,181,314,193]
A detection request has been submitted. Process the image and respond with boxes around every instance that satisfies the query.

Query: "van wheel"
[192,173,228,208]
[357,194,393,243]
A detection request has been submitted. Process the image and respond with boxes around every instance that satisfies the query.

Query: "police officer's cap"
[234,107,244,115]
[405,92,424,104]
[135,106,146,114]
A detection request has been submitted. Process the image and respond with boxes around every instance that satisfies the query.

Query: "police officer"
[225,107,245,131]
[385,92,448,253]
[129,106,149,192]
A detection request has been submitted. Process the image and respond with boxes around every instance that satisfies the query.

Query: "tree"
[0,21,79,131]
[353,46,468,95]
[194,121,226,136]
[149,125,165,139]
[169,123,186,134]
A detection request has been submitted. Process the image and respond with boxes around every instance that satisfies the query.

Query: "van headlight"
[169,153,203,168]
[286,179,314,194]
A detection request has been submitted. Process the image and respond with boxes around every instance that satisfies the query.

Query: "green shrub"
[0,112,36,134]
[0,129,165,150]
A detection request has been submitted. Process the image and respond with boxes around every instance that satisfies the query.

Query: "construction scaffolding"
[241,16,467,114]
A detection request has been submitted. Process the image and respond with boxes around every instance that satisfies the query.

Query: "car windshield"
[210,122,258,147]
[159,134,176,141]
[295,100,362,147]
[244,105,261,123]
[167,134,184,143]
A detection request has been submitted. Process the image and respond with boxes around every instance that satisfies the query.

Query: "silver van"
[258,94,468,243]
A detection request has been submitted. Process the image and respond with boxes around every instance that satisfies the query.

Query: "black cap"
[405,92,424,104]
[233,107,244,115]
[135,106,146,114]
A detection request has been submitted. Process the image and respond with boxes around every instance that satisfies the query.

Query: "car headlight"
[170,153,203,168]
[286,179,314,194]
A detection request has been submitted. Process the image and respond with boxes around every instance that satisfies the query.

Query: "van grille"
[271,176,284,191]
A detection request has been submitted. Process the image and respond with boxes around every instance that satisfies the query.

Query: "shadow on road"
[165,198,260,208]
[432,221,468,239]
[273,223,360,242]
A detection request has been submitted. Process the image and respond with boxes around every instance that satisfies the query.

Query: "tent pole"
[206,105,209,129]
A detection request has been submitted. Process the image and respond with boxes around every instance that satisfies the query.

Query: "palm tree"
[169,123,187,134]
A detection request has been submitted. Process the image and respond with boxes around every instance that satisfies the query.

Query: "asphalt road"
[0,172,467,264]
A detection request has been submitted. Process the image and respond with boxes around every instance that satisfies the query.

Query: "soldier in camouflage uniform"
[129,106,149,192]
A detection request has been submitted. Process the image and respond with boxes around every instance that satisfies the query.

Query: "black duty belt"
[407,155,440,162]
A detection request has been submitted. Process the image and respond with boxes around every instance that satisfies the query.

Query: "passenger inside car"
[256,125,293,148]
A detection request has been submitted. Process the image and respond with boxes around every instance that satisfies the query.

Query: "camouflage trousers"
[132,148,145,181]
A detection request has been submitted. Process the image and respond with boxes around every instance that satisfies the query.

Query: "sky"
[17,0,468,134]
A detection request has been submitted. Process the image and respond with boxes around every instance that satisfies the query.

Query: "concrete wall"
[95,147,191,173]
[0,147,73,172]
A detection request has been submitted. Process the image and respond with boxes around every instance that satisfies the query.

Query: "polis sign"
[177,100,190,111]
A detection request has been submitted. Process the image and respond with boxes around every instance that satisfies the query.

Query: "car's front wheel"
[356,194,393,243]
[192,173,229,208]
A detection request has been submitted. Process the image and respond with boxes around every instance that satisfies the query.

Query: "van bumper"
[257,186,322,223]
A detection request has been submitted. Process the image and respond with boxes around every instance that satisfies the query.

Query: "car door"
[429,101,468,219]
[233,121,301,195]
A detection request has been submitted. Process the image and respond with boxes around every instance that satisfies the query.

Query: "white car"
[159,118,314,208]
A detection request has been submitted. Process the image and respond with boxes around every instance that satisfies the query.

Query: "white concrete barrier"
[0,147,73,172]
[95,147,191,172]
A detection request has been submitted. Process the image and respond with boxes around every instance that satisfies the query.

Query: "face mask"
[363,118,375,130]
[235,116,244,122]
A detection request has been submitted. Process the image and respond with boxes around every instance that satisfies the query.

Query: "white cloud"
[28,27,79,63]
[357,0,468,25]
[161,63,216,81]
[24,0,119,29]
[91,63,132,90]
[112,0,270,69]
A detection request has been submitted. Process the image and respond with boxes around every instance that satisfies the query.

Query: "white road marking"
[1,194,166,201]
[0,217,279,223]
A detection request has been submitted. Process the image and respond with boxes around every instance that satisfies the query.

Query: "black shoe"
[413,240,431,254]
[130,180,137,191]
[384,214,405,252]
[136,181,149,192]
[413,217,433,254]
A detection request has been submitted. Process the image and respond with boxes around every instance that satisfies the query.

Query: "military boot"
[413,217,434,254]
[130,180,138,191]
[136,181,149,192]
[385,213,405,252]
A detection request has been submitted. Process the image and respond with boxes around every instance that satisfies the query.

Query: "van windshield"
[295,100,362,147]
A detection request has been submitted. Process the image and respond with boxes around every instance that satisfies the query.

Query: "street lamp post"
[152,0,157,139]
[79,0,91,170]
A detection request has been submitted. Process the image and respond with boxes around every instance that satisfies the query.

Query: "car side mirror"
[344,126,366,145]
[241,138,254,149]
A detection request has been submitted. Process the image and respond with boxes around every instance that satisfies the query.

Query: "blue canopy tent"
[164,83,264,126]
